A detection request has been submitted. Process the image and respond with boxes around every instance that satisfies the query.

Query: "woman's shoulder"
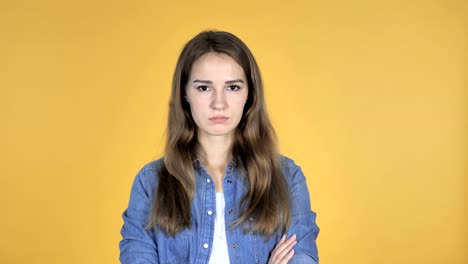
[132,158,165,188]
[140,157,165,172]
[278,154,307,185]
[279,154,305,173]
[279,154,299,168]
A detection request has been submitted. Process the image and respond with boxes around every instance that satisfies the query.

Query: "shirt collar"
[192,156,240,173]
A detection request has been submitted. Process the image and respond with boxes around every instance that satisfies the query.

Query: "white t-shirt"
[208,192,231,264]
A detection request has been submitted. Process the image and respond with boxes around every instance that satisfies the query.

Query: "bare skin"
[268,234,298,264]
[185,52,247,193]
[187,52,298,262]
[197,133,233,193]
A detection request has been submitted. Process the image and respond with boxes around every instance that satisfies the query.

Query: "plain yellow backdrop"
[1,0,466,263]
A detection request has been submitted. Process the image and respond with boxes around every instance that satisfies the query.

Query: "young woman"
[119,31,319,264]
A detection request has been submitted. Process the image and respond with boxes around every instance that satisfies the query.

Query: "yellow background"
[1,0,466,263]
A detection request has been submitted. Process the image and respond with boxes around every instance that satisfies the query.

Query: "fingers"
[268,234,297,264]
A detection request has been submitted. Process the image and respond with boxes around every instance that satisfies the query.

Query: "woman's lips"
[209,116,229,123]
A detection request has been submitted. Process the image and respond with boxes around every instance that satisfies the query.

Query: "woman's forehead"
[189,52,246,81]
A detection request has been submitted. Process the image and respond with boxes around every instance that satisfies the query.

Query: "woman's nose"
[211,89,227,110]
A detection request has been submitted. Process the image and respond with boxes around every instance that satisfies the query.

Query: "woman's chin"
[200,129,235,138]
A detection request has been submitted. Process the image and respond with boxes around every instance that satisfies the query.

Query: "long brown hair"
[149,30,291,237]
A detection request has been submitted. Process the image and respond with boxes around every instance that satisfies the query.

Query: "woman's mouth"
[209,116,229,123]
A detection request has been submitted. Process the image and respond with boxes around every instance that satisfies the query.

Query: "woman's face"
[185,52,249,140]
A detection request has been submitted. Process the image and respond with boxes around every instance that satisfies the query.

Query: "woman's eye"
[227,85,240,91]
[196,86,209,91]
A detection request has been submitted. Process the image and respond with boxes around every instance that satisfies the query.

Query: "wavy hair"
[149,30,291,237]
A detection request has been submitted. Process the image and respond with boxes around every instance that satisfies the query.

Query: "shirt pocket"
[156,228,191,264]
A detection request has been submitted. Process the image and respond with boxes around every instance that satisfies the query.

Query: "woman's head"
[168,31,268,149]
[185,52,248,141]
[154,31,290,237]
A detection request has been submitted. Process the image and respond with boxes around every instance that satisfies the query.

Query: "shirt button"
[207,210,213,215]
[232,243,237,248]
[227,179,232,183]
[203,243,209,249]
[228,209,234,214]
[207,179,210,183]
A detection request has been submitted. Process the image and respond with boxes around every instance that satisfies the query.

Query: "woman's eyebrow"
[192,80,212,84]
[225,79,244,84]
[192,79,245,84]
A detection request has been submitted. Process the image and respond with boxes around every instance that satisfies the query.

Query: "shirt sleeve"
[284,159,320,263]
[119,163,159,264]
[289,254,319,264]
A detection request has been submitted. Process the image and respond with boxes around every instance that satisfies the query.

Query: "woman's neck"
[197,133,233,192]
[197,133,233,169]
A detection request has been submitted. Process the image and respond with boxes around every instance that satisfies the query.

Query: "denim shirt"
[119,156,319,264]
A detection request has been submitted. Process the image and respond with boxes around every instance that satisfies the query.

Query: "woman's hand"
[268,234,297,264]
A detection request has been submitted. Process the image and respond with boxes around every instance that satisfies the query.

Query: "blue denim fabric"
[119,155,319,264]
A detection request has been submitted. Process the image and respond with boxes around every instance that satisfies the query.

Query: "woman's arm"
[119,164,159,264]
[279,158,320,263]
